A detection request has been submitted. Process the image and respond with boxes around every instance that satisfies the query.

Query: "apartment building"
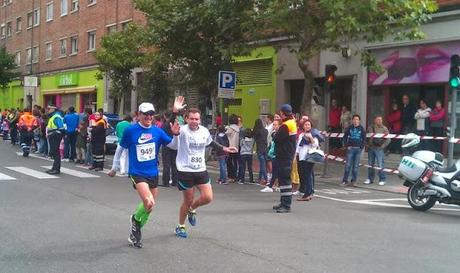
[0,0,144,112]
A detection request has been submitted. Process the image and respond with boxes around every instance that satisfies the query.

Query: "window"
[6,22,11,37]
[121,20,132,30]
[0,25,5,38]
[88,0,96,6]
[61,0,68,16]
[26,48,32,64]
[16,17,22,32]
[87,30,96,51]
[27,12,33,28]
[14,51,20,66]
[46,2,54,21]
[106,24,116,34]
[32,46,39,63]
[59,38,67,56]
[33,9,40,26]
[70,36,78,55]
[71,0,78,12]
[45,42,52,60]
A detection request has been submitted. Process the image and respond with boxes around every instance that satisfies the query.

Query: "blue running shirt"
[120,123,172,177]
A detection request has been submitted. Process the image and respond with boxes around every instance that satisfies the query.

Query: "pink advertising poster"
[368,41,460,86]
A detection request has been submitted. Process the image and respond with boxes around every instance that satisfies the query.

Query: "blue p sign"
[218,71,236,90]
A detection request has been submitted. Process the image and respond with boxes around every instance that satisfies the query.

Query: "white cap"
[138,102,155,113]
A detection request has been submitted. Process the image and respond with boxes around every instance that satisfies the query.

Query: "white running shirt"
[170,125,213,172]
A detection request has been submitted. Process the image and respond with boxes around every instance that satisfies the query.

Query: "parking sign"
[218,71,236,99]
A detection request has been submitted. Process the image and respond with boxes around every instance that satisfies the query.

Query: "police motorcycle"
[397,134,460,211]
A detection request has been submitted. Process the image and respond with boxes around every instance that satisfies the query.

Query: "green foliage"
[0,47,20,88]
[95,23,148,103]
[134,0,258,94]
[258,0,438,112]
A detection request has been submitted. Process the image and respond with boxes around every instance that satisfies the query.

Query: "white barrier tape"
[326,154,400,175]
[320,131,460,143]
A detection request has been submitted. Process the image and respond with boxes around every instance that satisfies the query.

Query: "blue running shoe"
[175,225,187,238]
[188,209,197,226]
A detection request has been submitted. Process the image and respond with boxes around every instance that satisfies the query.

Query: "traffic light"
[450,54,460,88]
[325,64,337,90]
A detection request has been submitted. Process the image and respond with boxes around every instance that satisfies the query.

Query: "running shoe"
[188,209,197,226]
[175,225,188,238]
[129,215,142,248]
[272,203,283,210]
[260,186,273,193]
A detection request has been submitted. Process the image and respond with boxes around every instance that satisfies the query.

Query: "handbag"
[304,148,325,164]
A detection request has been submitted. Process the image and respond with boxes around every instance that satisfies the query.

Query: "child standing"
[2,119,9,141]
[76,121,88,164]
[215,125,230,184]
[238,128,255,184]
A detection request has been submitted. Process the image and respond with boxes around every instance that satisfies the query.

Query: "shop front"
[224,46,277,127]
[368,41,456,152]
[0,80,24,110]
[40,69,104,113]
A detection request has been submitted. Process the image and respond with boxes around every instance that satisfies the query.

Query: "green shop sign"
[57,72,79,87]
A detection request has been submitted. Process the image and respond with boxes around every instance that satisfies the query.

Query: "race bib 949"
[136,143,155,162]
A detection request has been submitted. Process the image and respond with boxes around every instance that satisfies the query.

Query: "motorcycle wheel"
[407,182,436,211]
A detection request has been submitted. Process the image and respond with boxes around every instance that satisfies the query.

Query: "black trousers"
[48,133,63,171]
[278,159,293,208]
[431,127,444,153]
[66,132,77,160]
[10,123,18,144]
[298,161,315,197]
[227,153,239,179]
[162,147,178,186]
[20,129,33,156]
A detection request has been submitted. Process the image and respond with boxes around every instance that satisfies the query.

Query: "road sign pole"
[322,89,331,177]
[448,87,457,167]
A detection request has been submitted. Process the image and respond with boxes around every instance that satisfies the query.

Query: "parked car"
[105,115,121,154]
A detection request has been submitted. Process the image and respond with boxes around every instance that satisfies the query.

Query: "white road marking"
[315,195,460,212]
[41,166,100,178]
[5,167,58,179]
[0,172,16,180]
[16,152,53,162]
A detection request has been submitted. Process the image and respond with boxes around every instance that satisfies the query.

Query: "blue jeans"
[342,147,362,183]
[218,157,228,182]
[368,148,386,182]
[257,152,268,182]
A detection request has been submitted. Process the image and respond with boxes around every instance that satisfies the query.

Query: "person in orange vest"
[17,108,39,157]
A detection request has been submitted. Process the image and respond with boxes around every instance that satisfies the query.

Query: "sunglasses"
[141,111,155,116]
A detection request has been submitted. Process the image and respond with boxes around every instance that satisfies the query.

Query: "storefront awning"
[41,85,97,95]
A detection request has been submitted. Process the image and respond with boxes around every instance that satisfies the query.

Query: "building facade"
[0,0,144,112]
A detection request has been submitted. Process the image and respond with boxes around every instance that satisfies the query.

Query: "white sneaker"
[62,158,70,162]
[363,179,372,185]
[274,187,280,192]
[378,181,386,186]
[260,187,273,193]
[292,191,300,196]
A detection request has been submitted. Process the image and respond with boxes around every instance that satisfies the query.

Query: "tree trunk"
[300,68,315,116]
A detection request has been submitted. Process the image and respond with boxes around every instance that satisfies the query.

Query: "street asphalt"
[0,143,459,273]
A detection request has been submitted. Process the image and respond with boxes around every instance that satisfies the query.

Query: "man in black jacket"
[272,104,297,213]
[161,112,178,187]
[401,94,416,134]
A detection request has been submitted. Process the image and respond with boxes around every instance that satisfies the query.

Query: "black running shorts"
[177,171,210,191]
[129,175,159,189]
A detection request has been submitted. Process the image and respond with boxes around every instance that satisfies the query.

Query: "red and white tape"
[321,131,460,143]
[325,154,400,175]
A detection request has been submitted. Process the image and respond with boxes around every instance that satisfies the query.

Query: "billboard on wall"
[368,41,459,86]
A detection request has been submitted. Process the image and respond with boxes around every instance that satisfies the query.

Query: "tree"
[258,0,438,114]
[95,24,147,114]
[0,47,20,88]
[134,0,258,115]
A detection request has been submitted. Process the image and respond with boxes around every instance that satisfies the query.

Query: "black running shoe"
[272,203,282,210]
[275,206,291,213]
[129,215,142,248]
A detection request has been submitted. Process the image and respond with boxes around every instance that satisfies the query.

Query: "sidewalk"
[207,152,407,195]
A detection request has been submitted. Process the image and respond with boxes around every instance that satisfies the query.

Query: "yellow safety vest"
[283,119,297,136]
[47,113,63,130]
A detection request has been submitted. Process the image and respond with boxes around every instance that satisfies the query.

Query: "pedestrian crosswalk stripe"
[75,165,127,177]
[5,167,59,179]
[0,172,16,180]
[41,166,100,178]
